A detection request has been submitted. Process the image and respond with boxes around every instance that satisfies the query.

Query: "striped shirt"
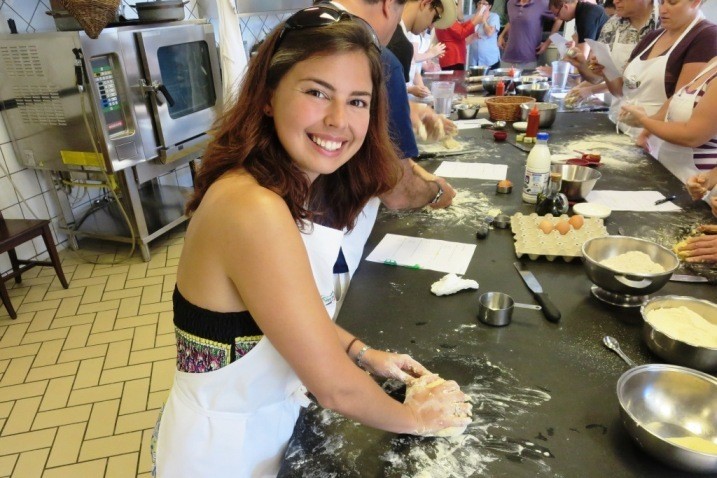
[691,69,717,170]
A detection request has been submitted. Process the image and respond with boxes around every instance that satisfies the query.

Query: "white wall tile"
[14,239,37,261]
[20,193,50,220]
[0,116,9,144]
[2,203,23,219]
[43,191,62,219]
[0,252,10,274]
[1,143,23,174]
[35,170,53,193]
[9,169,42,201]
[0,177,19,209]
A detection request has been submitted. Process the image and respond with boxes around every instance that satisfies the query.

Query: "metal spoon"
[602,336,637,368]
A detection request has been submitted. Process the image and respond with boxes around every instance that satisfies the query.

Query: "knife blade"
[508,141,532,153]
[513,262,561,323]
[669,274,709,283]
[417,149,482,159]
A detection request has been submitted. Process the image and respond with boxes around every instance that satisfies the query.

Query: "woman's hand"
[408,84,431,98]
[428,42,446,59]
[679,233,717,263]
[404,374,472,436]
[686,173,709,200]
[359,349,429,382]
[619,104,647,127]
[635,129,652,153]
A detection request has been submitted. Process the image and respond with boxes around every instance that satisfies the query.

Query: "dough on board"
[405,375,471,437]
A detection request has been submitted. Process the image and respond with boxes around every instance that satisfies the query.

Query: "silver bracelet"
[356,345,372,368]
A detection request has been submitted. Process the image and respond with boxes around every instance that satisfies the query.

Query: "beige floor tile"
[161,291,173,302]
[129,346,175,366]
[145,266,177,279]
[100,364,152,386]
[25,361,79,383]
[73,357,104,389]
[43,287,85,302]
[138,428,154,474]
[104,272,129,292]
[0,360,7,374]
[126,263,148,281]
[51,312,96,330]
[70,263,96,280]
[76,299,120,315]
[65,276,107,289]
[154,333,174,348]
[21,327,69,345]
[124,276,163,289]
[140,284,162,305]
[57,344,108,364]
[86,329,133,347]
[43,459,108,478]
[90,265,130,277]
[89,310,117,334]
[79,284,105,305]
[0,381,47,403]
[0,323,29,348]
[86,399,120,439]
[166,243,183,260]
[115,411,158,435]
[0,455,17,476]
[11,448,49,478]
[103,287,142,302]
[149,360,175,393]
[162,275,177,293]
[20,283,50,304]
[131,325,156,352]
[137,302,172,316]
[33,340,64,368]
[0,344,41,361]
[116,296,141,320]
[79,432,141,461]
[2,397,41,435]
[39,377,73,411]
[119,378,150,415]
[18,299,61,314]
[26,309,55,333]
[0,402,12,418]
[157,311,173,336]
[104,341,131,370]
[32,404,91,430]
[147,252,167,270]
[106,452,139,478]
[0,428,55,456]
[63,324,93,349]
[114,314,158,331]
[53,296,82,319]
[0,356,33,387]
[67,383,123,407]
[147,391,169,410]
[46,422,85,468]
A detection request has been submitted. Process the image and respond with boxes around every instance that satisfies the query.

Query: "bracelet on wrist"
[430,180,444,204]
[346,337,360,355]
[356,345,372,368]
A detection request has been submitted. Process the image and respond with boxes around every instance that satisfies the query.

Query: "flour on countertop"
[552,134,649,171]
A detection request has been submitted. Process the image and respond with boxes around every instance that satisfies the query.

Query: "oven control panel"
[91,55,127,136]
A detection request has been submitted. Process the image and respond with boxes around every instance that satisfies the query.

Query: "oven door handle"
[139,79,175,108]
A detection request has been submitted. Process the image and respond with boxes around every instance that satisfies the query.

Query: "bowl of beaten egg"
[640,295,717,372]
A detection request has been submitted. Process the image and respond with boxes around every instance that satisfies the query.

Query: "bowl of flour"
[641,295,717,372]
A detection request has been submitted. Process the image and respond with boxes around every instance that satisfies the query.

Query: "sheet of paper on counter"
[434,161,508,180]
[424,70,454,75]
[585,191,682,211]
[366,234,476,275]
[455,118,493,130]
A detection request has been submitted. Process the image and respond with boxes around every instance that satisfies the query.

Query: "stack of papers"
[366,234,476,275]
[434,161,508,180]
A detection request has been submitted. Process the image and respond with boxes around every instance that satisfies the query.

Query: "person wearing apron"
[620,59,717,183]
[152,8,472,478]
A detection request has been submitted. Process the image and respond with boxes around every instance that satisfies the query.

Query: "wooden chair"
[1,210,68,319]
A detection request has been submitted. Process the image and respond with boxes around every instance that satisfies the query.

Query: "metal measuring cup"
[477,292,542,326]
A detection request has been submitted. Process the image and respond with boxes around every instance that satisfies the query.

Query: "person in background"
[603,0,617,16]
[620,57,717,183]
[564,0,658,112]
[152,9,471,477]
[549,0,609,59]
[680,167,717,263]
[468,0,502,69]
[435,0,491,70]
[498,0,563,70]
[405,28,446,98]
[602,0,717,147]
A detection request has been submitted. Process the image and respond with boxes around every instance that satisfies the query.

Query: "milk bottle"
[522,132,551,204]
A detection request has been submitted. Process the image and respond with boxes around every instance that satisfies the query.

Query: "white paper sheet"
[455,118,493,130]
[424,70,455,75]
[366,234,477,275]
[549,33,568,57]
[434,161,508,180]
[585,40,621,81]
[585,191,682,212]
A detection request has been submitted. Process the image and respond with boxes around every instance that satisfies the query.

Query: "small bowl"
[514,75,547,87]
[617,364,717,473]
[493,131,507,142]
[582,236,680,297]
[572,202,611,219]
[468,65,490,77]
[641,295,717,372]
[550,164,601,201]
[491,67,522,78]
[482,75,512,95]
[492,214,511,228]
[516,82,550,102]
[496,181,513,194]
[456,104,478,119]
[520,101,558,128]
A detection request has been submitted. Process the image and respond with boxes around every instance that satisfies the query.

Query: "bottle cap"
[537,132,549,141]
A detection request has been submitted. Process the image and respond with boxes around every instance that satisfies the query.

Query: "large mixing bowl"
[468,65,490,77]
[641,295,717,372]
[520,101,557,127]
[516,82,550,101]
[482,75,513,95]
[514,75,548,87]
[582,236,679,297]
[490,67,522,78]
[617,364,717,473]
[550,164,601,201]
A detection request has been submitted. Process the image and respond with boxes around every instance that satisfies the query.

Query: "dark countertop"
[279,112,716,477]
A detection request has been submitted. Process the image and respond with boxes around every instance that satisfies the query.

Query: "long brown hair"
[186,19,400,231]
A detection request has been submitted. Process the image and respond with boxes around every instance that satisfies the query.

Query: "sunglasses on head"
[274,5,382,54]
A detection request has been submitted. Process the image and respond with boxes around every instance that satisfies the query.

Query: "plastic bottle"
[495,80,505,97]
[526,105,540,138]
[522,132,551,204]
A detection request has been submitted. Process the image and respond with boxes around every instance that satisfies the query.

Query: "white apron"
[154,223,343,478]
[607,25,643,122]
[658,61,717,183]
[617,15,703,152]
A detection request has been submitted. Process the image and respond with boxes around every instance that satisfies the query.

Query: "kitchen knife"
[669,274,709,283]
[417,149,483,159]
[508,141,532,153]
[513,262,561,323]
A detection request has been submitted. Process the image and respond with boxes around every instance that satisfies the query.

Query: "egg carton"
[511,212,609,262]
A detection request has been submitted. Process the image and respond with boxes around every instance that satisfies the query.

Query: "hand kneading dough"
[405,375,470,437]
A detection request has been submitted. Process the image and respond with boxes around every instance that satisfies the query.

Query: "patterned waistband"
[175,327,263,373]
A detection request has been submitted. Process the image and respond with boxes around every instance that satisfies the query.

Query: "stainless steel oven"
[0,20,222,260]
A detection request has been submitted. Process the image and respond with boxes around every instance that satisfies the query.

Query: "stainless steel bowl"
[582,236,680,297]
[468,65,490,77]
[481,75,512,95]
[550,164,601,201]
[520,101,558,127]
[455,104,478,119]
[514,75,548,87]
[515,82,551,102]
[617,364,717,473]
[641,295,717,372]
[490,68,522,78]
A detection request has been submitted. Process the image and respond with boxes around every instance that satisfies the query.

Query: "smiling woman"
[150,5,472,478]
